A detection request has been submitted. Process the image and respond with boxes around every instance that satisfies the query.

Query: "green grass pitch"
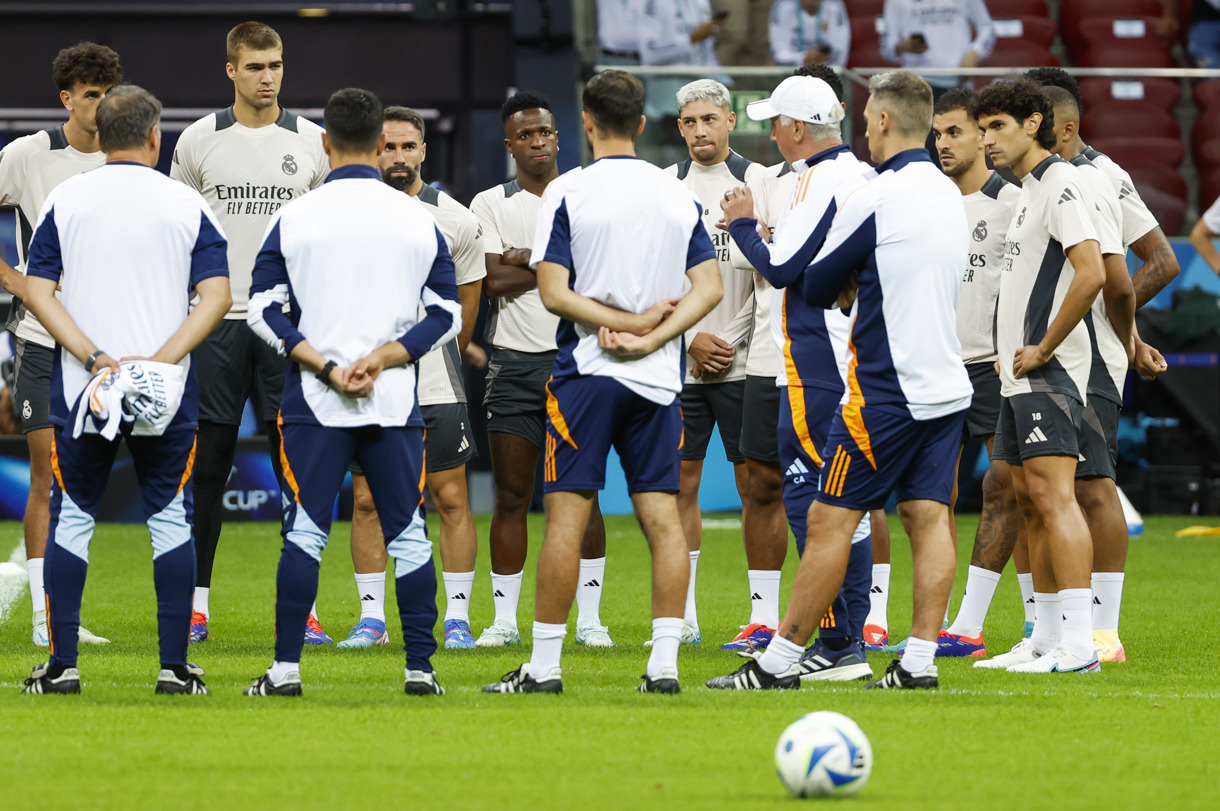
[1,514,1218,810]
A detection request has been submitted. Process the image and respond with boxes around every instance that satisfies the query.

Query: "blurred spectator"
[598,0,643,64]
[1177,1,1220,70]
[880,0,994,91]
[768,0,851,67]
[640,0,725,120]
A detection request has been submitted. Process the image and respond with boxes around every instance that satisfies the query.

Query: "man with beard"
[335,106,485,650]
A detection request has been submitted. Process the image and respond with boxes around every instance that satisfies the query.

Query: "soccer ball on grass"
[774,711,872,798]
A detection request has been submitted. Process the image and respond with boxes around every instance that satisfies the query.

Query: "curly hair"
[51,42,122,92]
[1025,67,1083,115]
[972,78,1056,150]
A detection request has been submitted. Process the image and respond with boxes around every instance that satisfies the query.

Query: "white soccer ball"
[774,711,872,798]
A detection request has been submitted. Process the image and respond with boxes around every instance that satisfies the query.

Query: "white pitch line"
[0,540,29,626]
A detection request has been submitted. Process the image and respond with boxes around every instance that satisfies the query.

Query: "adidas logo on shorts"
[785,459,809,479]
[1024,426,1048,445]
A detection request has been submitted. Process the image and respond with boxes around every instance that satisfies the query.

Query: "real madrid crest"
[282,154,298,175]
[972,220,987,242]
[1016,206,1026,227]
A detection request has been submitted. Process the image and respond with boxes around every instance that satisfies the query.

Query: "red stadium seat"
[1089,136,1185,168]
[1122,159,1188,201]
[847,40,889,69]
[987,0,1050,18]
[850,15,882,47]
[1071,16,1171,61]
[1060,0,1166,56]
[1136,186,1187,235]
[1199,169,1220,216]
[980,38,1058,68]
[1192,114,1220,174]
[991,16,1058,48]
[1081,101,1179,140]
[1193,79,1220,112]
[1078,76,1180,115]
[1076,44,1177,68]
[852,0,886,20]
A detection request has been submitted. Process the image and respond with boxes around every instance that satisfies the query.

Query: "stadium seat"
[1192,114,1220,174]
[1089,136,1185,168]
[986,0,1050,18]
[1060,0,1166,57]
[1136,186,1187,235]
[1071,16,1171,61]
[1079,76,1180,115]
[1193,79,1220,112]
[1076,44,1177,69]
[850,15,882,47]
[852,0,886,20]
[847,40,889,69]
[1081,101,1180,140]
[1122,159,1188,201]
[1198,168,1220,216]
[991,16,1058,49]
[980,38,1058,68]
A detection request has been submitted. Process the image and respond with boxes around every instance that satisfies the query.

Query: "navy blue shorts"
[816,403,965,510]
[543,374,682,495]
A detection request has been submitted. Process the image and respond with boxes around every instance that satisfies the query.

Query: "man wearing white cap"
[705,73,876,684]
[709,69,972,691]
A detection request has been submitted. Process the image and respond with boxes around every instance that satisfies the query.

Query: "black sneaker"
[404,670,445,696]
[156,663,209,695]
[482,664,562,694]
[243,671,303,696]
[21,662,81,694]
[638,667,680,694]
[864,659,939,690]
[705,657,801,690]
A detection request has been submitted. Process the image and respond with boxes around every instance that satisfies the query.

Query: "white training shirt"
[959,171,1020,365]
[0,126,106,347]
[769,0,852,67]
[997,155,1100,401]
[639,0,719,68]
[471,178,561,354]
[414,185,485,407]
[247,165,461,428]
[665,152,767,385]
[880,0,995,88]
[1070,153,1128,405]
[1084,147,1160,249]
[800,149,972,419]
[599,0,644,52]
[171,107,328,319]
[744,161,796,380]
[24,162,229,426]
[531,156,716,406]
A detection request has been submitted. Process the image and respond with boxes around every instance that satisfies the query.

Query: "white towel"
[71,361,187,440]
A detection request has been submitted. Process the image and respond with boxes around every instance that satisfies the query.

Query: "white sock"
[647,616,684,677]
[528,621,566,677]
[1017,573,1035,625]
[747,569,782,628]
[442,571,475,624]
[865,563,889,630]
[1059,588,1094,661]
[192,585,210,617]
[683,551,700,628]
[575,557,606,626]
[947,566,1002,639]
[903,636,937,674]
[269,660,299,681]
[1091,572,1125,632]
[354,572,385,622]
[491,571,523,627]
[309,600,320,622]
[1030,592,1061,654]
[757,635,803,675]
[27,557,45,614]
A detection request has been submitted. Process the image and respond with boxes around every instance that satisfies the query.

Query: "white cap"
[746,76,845,125]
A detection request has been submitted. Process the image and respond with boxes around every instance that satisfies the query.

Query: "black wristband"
[85,350,105,374]
[316,359,338,385]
